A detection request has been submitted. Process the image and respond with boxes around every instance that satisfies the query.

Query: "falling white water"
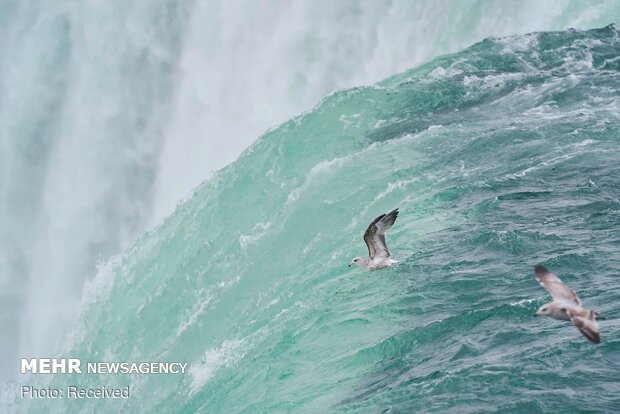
[0,0,618,380]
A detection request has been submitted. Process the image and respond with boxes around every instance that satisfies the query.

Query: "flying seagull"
[534,265,602,344]
[349,208,399,271]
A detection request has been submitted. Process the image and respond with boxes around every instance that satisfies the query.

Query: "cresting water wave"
[2,1,620,377]
[7,25,620,412]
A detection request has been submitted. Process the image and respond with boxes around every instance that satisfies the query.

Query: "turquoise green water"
[15,25,620,412]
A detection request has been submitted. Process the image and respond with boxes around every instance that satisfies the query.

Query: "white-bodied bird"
[534,265,602,344]
[349,208,399,271]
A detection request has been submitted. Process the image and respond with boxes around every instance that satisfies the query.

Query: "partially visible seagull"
[534,265,602,344]
[349,208,399,271]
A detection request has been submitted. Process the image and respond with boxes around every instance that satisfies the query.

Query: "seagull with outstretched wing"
[349,208,399,270]
[533,265,602,344]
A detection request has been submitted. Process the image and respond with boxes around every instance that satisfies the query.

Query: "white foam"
[239,221,272,248]
[509,298,540,307]
[189,339,249,393]
[177,293,214,337]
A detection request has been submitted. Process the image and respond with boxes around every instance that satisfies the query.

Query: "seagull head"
[348,257,362,267]
[534,305,550,317]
